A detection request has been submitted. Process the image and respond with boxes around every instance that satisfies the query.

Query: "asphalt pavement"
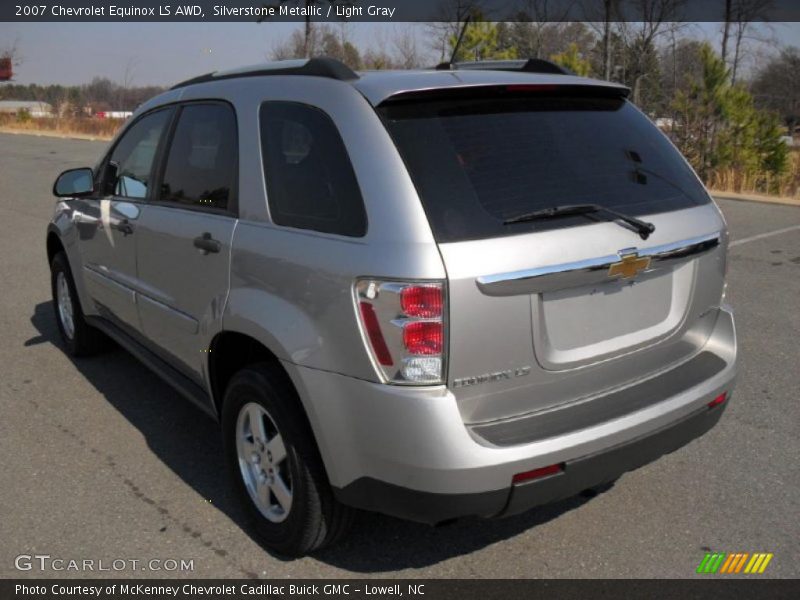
[0,132,798,579]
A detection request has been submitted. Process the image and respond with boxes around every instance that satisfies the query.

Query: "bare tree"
[600,0,615,79]
[582,0,620,80]
[663,21,695,100]
[616,0,687,105]
[729,0,772,83]
[393,26,425,69]
[257,1,357,58]
[508,0,576,59]
[269,23,363,68]
[720,0,772,82]
[426,0,485,63]
[752,46,800,134]
[117,57,139,109]
[361,27,395,69]
[721,0,733,62]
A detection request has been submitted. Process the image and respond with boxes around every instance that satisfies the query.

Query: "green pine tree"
[672,43,788,192]
[550,43,592,76]
[449,22,518,62]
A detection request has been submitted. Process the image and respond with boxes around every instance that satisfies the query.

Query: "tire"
[222,362,355,557]
[50,252,109,357]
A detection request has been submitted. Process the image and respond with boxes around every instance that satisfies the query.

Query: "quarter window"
[260,102,367,237]
[159,103,238,212]
[103,109,172,199]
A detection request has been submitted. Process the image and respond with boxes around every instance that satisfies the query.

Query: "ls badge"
[453,366,531,388]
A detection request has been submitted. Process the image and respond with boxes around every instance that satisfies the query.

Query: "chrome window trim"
[476,233,721,296]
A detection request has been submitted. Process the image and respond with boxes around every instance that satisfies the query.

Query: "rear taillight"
[355,280,446,385]
[403,321,443,355]
[400,285,443,318]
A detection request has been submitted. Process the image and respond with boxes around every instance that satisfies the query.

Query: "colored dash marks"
[697,552,774,574]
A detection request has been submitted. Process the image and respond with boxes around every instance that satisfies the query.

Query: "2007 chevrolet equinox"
[46,58,736,556]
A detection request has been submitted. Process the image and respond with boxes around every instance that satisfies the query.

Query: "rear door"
[134,102,238,382]
[380,87,728,423]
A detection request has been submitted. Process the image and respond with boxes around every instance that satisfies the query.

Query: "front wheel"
[50,252,108,356]
[222,363,354,556]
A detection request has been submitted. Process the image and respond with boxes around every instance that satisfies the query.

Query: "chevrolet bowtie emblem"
[608,252,651,279]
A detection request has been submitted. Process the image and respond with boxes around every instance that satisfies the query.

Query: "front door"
[76,107,173,331]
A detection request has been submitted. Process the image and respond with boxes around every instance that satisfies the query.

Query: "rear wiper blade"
[503,203,656,240]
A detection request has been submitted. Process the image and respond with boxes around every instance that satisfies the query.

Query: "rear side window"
[259,102,367,237]
[159,103,237,212]
[380,91,710,243]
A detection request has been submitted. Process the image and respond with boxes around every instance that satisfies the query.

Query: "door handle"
[112,219,134,236]
[193,232,221,254]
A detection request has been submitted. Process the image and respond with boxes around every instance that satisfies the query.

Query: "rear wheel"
[50,252,108,356]
[222,362,354,556]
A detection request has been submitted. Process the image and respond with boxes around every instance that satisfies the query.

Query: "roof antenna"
[435,15,472,70]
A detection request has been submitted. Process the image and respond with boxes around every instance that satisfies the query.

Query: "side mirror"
[53,168,94,198]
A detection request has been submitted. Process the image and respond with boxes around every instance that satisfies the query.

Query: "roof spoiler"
[434,58,574,76]
[380,82,631,106]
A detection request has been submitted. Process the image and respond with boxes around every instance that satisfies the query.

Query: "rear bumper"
[283,306,736,524]
[335,401,726,524]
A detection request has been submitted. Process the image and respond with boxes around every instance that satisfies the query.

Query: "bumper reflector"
[512,463,564,484]
[707,392,727,409]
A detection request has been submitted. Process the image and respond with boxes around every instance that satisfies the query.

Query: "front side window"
[260,102,367,237]
[104,109,172,199]
[159,103,238,212]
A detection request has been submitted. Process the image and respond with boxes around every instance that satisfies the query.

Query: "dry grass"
[0,114,122,140]
[708,149,800,200]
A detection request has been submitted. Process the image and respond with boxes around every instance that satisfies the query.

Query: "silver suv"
[47,58,737,556]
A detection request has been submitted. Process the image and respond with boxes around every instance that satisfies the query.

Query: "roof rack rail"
[170,57,359,90]
[435,59,574,76]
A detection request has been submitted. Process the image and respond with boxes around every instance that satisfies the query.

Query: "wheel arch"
[208,329,337,482]
[46,228,66,265]
[208,330,307,421]
[46,226,94,317]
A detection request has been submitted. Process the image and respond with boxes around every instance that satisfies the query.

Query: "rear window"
[379,90,710,243]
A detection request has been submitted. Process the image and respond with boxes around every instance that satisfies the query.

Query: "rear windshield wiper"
[503,203,656,240]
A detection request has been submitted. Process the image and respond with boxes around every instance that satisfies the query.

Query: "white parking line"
[730,225,800,248]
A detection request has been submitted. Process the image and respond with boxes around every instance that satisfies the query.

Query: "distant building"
[0,100,53,118]
[95,110,133,120]
[654,117,675,132]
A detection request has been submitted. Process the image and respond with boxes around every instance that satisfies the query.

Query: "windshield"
[379,91,710,243]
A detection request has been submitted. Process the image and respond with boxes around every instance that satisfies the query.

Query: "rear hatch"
[379,84,728,425]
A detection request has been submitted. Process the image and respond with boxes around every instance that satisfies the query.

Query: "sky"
[2,21,800,87]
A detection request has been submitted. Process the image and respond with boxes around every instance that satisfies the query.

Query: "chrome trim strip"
[83,265,136,302]
[137,292,199,334]
[476,233,720,296]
